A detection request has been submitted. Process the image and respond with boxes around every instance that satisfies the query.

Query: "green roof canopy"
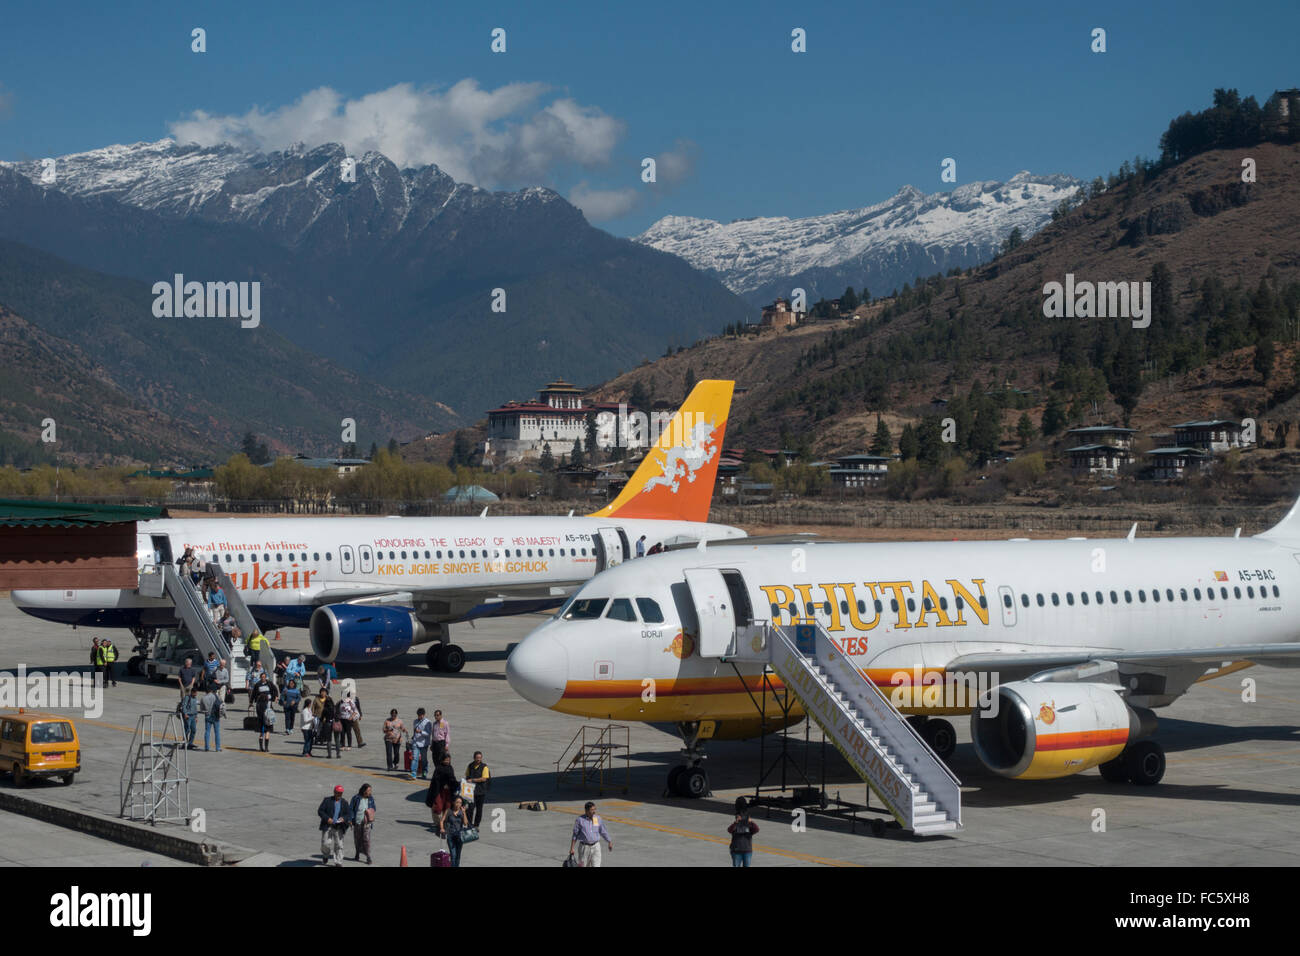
[0,498,164,529]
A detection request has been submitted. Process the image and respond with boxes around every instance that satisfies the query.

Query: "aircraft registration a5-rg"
[507,501,1300,794]
[11,381,743,673]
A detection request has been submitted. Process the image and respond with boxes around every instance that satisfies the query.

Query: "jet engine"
[309,604,428,664]
[970,680,1156,780]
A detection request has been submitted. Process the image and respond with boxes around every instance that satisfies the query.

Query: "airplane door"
[339,546,355,574]
[595,527,625,572]
[150,534,173,565]
[684,568,735,658]
[997,585,1016,627]
[359,546,374,574]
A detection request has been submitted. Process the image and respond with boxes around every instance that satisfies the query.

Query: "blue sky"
[1,0,1295,236]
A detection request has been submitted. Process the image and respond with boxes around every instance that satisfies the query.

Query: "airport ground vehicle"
[0,709,81,785]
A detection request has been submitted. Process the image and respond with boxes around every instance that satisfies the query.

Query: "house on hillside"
[830,454,892,488]
[1171,420,1251,453]
[485,379,649,464]
[1064,425,1137,450]
[1067,444,1133,476]
[761,297,804,330]
[1143,447,1209,480]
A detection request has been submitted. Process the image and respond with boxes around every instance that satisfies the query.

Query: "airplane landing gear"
[1099,740,1165,785]
[666,721,711,798]
[424,642,466,673]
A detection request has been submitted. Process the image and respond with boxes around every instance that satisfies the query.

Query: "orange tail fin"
[588,380,733,523]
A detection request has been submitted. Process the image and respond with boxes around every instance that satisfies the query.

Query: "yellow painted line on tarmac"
[545,800,862,867]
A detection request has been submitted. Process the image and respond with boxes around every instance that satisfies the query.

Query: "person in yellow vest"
[94,637,119,688]
[247,630,269,672]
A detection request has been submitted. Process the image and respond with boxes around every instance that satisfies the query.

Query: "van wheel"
[61,773,75,786]
[12,764,26,787]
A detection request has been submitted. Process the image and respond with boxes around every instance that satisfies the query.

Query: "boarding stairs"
[157,563,237,671]
[726,622,962,835]
[205,562,277,678]
[555,723,630,795]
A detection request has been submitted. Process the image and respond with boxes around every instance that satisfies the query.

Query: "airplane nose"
[506,631,568,709]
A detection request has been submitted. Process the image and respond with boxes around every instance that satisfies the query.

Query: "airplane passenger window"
[805,602,815,617]
[1138,590,1146,603]
[1110,591,1118,603]
[424,551,430,559]
[874,600,883,613]
[955,596,964,610]
[264,554,270,562]
[1194,588,1201,599]
[549,549,555,557]
[390,551,396,560]
[1036,594,1044,607]
[637,598,665,623]
[939,597,948,611]
[326,553,332,561]
[1152,589,1160,603]
[1180,588,1187,601]
[1124,591,1132,603]
[1066,592,1074,606]
[1095,591,1103,604]
[979,595,987,609]
[401,551,407,559]
[906,599,916,613]
[1081,592,1089,605]
[581,548,588,556]
[224,554,231,562]
[1273,585,1280,597]
[890,599,899,613]
[1233,586,1241,599]
[564,598,609,620]
[1220,587,1228,600]
[770,603,780,617]
[1166,589,1174,601]
[314,553,320,561]
[460,551,466,559]
[1021,594,1029,608]
[923,598,932,611]
[787,603,797,617]
[1051,593,1059,606]
[238,554,246,563]
[840,600,849,615]
[1002,594,1012,608]
[606,598,637,622]
[1247,585,1255,598]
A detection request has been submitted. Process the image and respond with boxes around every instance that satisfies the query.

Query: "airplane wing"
[947,643,1300,676]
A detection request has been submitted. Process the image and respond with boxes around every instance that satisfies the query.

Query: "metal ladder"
[159,564,232,669]
[736,622,962,835]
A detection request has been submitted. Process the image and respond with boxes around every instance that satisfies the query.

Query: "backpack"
[264,705,276,726]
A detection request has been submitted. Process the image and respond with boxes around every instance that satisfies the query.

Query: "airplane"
[507,500,1300,797]
[12,381,744,673]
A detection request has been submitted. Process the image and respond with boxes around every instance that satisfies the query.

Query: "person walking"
[431,709,450,763]
[317,661,337,695]
[245,659,267,711]
[201,683,224,751]
[337,693,356,750]
[410,708,432,779]
[350,783,376,864]
[212,658,230,699]
[299,692,317,757]
[89,638,101,682]
[273,654,289,696]
[439,795,471,868]
[177,656,199,700]
[180,688,200,749]
[202,652,219,691]
[286,653,307,689]
[207,581,227,625]
[246,630,269,672]
[425,752,457,825]
[569,802,613,867]
[464,751,490,828]
[317,785,353,867]
[319,691,341,759]
[251,668,278,752]
[727,797,760,867]
[282,679,302,735]
[636,534,646,558]
[383,709,406,771]
[347,691,365,748]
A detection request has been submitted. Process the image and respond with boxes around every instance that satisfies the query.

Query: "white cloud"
[569,182,639,222]
[655,139,697,185]
[168,80,626,188]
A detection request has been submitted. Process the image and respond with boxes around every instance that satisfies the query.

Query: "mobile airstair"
[205,561,277,677]
[726,622,961,835]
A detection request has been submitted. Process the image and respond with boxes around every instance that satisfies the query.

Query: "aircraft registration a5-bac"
[508,496,1300,797]
[12,381,744,673]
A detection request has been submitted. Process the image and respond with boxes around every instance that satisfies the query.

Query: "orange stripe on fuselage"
[1034,728,1129,751]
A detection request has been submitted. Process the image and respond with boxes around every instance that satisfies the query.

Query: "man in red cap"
[317,784,354,866]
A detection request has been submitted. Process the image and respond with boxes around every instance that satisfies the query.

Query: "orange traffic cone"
[400,845,408,867]
[275,630,282,641]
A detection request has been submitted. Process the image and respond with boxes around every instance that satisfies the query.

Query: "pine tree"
[570,437,586,469]
[898,423,919,461]
[1041,394,1067,436]
[367,442,378,460]
[1255,339,1275,384]
[1016,412,1036,447]
[539,443,554,471]
[841,287,859,311]
[870,416,892,456]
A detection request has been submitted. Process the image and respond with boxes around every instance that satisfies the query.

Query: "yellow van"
[0,709,80,786]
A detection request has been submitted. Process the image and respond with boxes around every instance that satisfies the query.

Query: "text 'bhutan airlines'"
[509,498,1300,804]
[12,381,742,673]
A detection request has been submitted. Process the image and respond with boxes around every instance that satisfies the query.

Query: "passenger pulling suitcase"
[431,850,451,868]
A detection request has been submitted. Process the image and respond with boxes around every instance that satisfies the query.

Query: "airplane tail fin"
[587,379,733,523]
[1258,491,1300,540]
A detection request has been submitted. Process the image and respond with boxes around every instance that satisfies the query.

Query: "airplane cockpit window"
[637,598,665,623]
[564,598,609,620]
[606,598,637,622]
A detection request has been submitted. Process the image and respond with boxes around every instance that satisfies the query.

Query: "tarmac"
[2,599,1300,867]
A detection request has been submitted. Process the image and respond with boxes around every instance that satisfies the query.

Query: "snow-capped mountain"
[636,172,1083,305]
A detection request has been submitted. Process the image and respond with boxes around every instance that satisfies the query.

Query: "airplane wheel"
[1125,741,1165,786]
[666,765,685,796]
[126,656,143,677]
[1098,757,1129,783]
[679,767,709,799]
[438,645,466,673]
[923,719,957,760]
[426,645,442,672]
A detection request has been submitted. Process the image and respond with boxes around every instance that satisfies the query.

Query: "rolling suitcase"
[404,746,413,772]
[431,850,451,868]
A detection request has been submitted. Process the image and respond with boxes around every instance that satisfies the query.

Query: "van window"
[31,722,73,744]
[636,598,665,623]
